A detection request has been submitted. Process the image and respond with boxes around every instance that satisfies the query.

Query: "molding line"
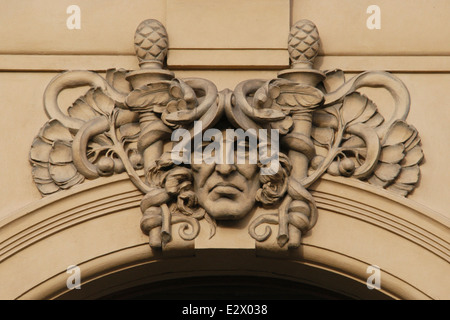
[1,174,448,299]
[315,55,450,73]
[1,174,448,265]
[1,54,450,72]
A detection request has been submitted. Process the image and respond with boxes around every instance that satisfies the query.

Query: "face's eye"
[233,139,259,165]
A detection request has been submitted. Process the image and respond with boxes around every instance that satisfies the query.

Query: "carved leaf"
[92,88,115,116]
[68,98,101,122]
[402,145,424,167]
[323,104,340,119]
[317,69,422,198]
[311,126,334,146]
[41,120,73,143]
[341,93,367,125]
[379,143,405,163]
[374,163,401,182]
[36,181,60,195]
[323,69,346,93]
[368,175,390,188]
[80,88,114,116]
[30,137,53,163]
[366,124,422,197]
[404,130,421,152]
[382,121,415,146]
[31,118,87,195]
[358,99,378,124]
[32,164,52,183]
[395,165,420,184]
[119,123,141,140]
[341,135,365,148]
[364,112,384,128]
[386,183,415,197]
[276,84,324,108]
[48,163,79,184]
[106,68,132,95]
[58,174,85,190]
[49,141,73,164]
[312,109,338,128]
[67,86,118,125]
[126,82,172,111]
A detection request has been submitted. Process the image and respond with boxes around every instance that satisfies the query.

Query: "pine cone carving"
[288,20,321,65]
[134,19,168,65]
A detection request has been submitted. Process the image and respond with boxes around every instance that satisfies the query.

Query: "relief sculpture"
[29,19,424,251]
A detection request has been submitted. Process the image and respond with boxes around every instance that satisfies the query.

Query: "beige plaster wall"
[292,0,450,56]
[1,0,449,55]
[0,1,449,221]
[0,0,166,54]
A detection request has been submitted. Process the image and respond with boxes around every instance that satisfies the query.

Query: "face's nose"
[214,163,237,176]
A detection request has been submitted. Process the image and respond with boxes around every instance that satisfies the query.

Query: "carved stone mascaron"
[29,19,424,252]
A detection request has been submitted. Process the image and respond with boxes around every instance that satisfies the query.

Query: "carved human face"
[191,132,260,220]
[191,161,260,220]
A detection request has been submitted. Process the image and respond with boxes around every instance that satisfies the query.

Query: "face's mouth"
[209,181,243,193]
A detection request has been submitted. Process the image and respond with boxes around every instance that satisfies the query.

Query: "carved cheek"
[192,163,215,190]
[235,164,260,196]
[235,163,259,181]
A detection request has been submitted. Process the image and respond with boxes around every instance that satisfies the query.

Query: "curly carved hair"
[145,151,292,217]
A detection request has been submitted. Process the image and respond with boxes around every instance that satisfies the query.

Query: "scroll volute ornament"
[30,19,423,253]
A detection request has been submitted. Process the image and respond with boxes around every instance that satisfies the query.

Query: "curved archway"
[47,247,394,300]
[0,174,448,300]
[97,276,357,300]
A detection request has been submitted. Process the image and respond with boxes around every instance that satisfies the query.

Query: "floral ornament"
[70,86,142,177]
[30,120,84,195]
[28,18,427,253]
[310,92,382,178]
[369,120,423,196]
[308,69,423,196]
[30,69,143,195]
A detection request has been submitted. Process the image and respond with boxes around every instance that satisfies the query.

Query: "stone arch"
[1,174,447,300]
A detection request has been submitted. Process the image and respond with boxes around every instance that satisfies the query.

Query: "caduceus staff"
[239,20,325,248]
[126,20,219,248]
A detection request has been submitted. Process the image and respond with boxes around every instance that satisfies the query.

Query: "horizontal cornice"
[1,54,450,72]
